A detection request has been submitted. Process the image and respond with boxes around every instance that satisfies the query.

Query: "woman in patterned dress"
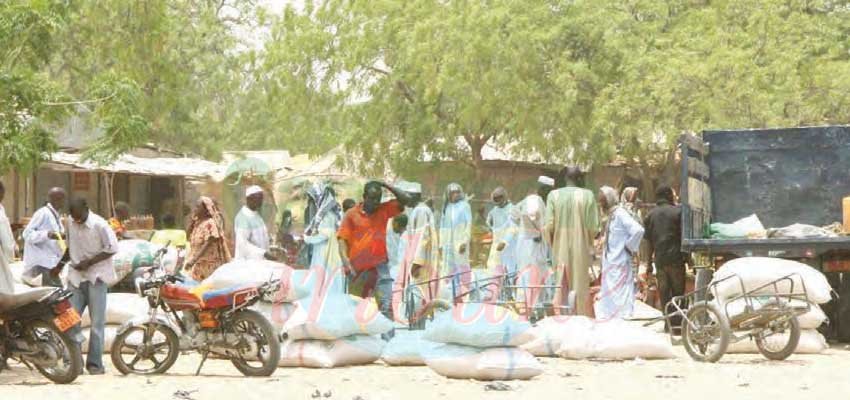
[184,196,231,281]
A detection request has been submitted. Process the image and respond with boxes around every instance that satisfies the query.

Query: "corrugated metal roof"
[46,152,224,179]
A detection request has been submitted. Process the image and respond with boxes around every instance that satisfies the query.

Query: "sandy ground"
[1,345,849,400]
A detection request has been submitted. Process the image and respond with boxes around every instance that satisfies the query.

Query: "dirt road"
[1,346,847,400]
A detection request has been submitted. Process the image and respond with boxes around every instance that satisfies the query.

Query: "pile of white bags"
[281,293,394,340]
[726,330,828,355]
[381,330,439,366]
[423,303,535,347]
[521,316,594,357]
[711,257,832,304]
[257,292,392,368]
[710,257,832,354]
[422,303,542,380]
[521,316,674,360]
[278,335,385,368]
[202,260,309,303]
[426,344,544,381]
[79,293,150,327]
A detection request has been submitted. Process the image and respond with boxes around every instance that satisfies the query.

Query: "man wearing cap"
[544,167,600,316]
[234,185,273,260]
[513,177,555,308]
[337,181,413,328]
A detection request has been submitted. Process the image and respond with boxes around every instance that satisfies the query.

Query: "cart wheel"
[755,315,801,361]
[681,302,730,363]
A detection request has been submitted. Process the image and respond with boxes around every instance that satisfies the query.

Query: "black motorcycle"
[0,287,83,384]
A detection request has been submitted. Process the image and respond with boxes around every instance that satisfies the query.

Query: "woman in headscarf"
[594,186,645,320]
[302,182,344,294]
[620,187,641,220]
[486,187,517,275]
[439,183,472,298]
[184,196,232,281]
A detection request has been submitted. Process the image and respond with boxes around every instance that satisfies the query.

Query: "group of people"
[285,166,686,328]
[0,167,688,374]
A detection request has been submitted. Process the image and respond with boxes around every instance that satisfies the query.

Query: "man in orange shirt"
[338,181,413,326]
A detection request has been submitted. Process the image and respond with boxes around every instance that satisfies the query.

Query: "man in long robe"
[514,177,555,309]
[486,187,517,276]
[545,167,600,316]
[439,183,472,300]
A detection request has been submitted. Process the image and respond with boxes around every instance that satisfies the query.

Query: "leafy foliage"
[248,0,850,176]
[0,1,66,174]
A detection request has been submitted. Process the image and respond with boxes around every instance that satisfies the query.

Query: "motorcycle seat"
[0,287,57,313]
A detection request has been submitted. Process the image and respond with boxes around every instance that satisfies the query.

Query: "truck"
[679,126,850,341]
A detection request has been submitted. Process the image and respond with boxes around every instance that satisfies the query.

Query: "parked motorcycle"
[111,244,281,376]
[0,287,83,384]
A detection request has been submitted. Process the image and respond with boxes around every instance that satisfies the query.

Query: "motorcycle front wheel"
[111,322,179,375]
[27,319,82,384]
[227,310,280,376]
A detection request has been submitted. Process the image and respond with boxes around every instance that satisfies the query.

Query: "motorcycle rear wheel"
[227,310,280,376]
[111,322,179,375]
[28,319,82,384]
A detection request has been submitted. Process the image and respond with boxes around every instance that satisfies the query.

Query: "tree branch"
[41,92,117,106]
[366,66,391,75]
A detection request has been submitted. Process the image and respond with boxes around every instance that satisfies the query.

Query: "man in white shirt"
[234,185,272,260]
[66,198,118,375]
[22,187,67,287]
[0,181,16,293]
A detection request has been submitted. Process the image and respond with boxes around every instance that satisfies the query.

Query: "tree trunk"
[465,134,489,190]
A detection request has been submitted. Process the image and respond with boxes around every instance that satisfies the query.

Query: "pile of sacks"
[108,239,179,287]
[521,316,675,360]
[251,266,392,369]
[419,303,543,381]
[711,257,831,355]
[9,239,178,289]
[257,292,392,368]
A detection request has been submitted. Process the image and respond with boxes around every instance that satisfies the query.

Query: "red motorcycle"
[110,245,280,376]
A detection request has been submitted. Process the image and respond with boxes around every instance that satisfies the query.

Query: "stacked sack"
[252,266,390,369]
[381,329,441,366]
[79,293,151,354]
[422,303,543,380]
[261,292,392,368]
[12,240,178,289]
[521,316,675,360]
[710,257,831,355]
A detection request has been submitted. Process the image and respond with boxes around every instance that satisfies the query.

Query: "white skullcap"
[538,176,555,187]
[397,181,422,194]
[245,185,264,197]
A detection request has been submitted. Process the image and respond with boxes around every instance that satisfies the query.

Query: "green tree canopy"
[246,0,850,182]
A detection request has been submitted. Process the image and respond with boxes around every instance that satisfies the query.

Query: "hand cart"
[649,272,810,363]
